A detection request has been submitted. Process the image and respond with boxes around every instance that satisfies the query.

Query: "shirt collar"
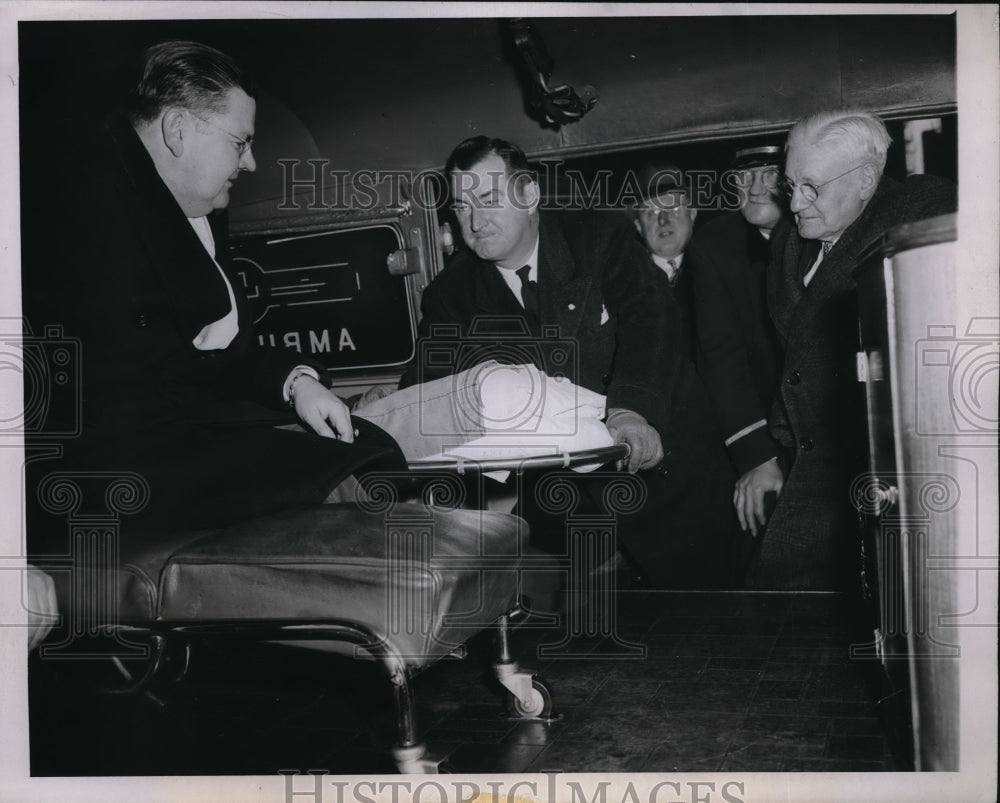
[651,251,683,279]
[495,234,540,281]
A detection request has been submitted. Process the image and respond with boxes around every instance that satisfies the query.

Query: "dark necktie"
[516,264,539,324]
[665,258,681,288]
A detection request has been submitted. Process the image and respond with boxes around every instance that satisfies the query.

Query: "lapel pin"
[568,303,576,310]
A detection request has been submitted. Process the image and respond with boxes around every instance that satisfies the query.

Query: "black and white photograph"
[1,3,997,802]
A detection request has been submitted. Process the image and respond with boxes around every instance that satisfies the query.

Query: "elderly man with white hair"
[739,109,956,590]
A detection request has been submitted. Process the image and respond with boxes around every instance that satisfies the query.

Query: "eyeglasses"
[733,167,780,189]
[639,202,687,221]
[781,163,867,204]
[190,112,254,157]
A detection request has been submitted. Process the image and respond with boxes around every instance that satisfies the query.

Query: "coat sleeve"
[690,236,779,474]
[398,270,471,388]
[597,220,678,429]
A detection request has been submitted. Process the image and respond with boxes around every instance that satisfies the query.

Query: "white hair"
[786,109,893,176]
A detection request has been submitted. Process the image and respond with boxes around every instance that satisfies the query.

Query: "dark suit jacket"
[689,212,784,475]
[756,174,957,589]
[401,211,679,433]
[647,253,697,363]
[22,114,393,539]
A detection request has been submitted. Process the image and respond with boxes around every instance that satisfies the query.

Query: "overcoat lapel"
[472,259,525,314]
[782,192,881,364]
[769,224,806,340]
[108,115,231,341]
[537,216,590,340]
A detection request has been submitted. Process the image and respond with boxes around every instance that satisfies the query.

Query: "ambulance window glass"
[228,226,415,371]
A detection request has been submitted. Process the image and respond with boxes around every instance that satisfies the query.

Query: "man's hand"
[26,566,58,652]
[733,457,784,536]
[606,408,664,473]
[291,375,355,442]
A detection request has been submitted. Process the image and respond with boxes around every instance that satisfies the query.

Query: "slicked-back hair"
[445,136,536,187]
[787,109,893,176]
[127,40,255,125]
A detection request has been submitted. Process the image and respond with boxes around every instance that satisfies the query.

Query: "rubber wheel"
[507,677,553,719]
[107,637,191,698]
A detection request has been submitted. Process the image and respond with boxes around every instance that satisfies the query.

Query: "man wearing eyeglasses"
[22,41,403,537]
[632,164,700,358]
[628,163,746,582]
[748,109,956,590]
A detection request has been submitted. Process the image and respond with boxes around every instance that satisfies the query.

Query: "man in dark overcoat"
[22,41,399,540]
[752,109,957,589]
[630,162,747,582]
[688,145,786,535]
[402,136,739,588]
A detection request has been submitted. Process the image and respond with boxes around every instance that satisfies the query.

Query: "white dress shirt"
[802,238,837,288]
[187,216,239,350]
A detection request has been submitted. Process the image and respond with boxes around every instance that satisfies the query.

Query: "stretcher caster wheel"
[105,635,191,706]
[506,677,553,719]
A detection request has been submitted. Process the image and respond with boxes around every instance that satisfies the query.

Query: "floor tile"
[586,678,666,707]
[446,741,547,773]
[607,654,703,682]
[747,697,821,716]
[699,668,763,685]
[825,732,887,760]
[654,682,755,714]
[828,716,888,737]
[675,634,777,659]
[755,679,806,699]
[783,757,889,772]
[645,735,732,771]
[740,713,832,736]
[804,666,872,701]
[557,700,672,743]
[528,739,653,772]
[728,729,827,761]
[706,656,768,672]
[760,661,814,681]
[29,591,901,775]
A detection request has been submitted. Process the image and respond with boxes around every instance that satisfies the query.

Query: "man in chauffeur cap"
[688,144,787,552]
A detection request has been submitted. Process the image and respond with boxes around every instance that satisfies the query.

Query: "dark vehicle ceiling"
[20,13,955,214]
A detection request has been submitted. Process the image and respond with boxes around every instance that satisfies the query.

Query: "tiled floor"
[29,591,912,775]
